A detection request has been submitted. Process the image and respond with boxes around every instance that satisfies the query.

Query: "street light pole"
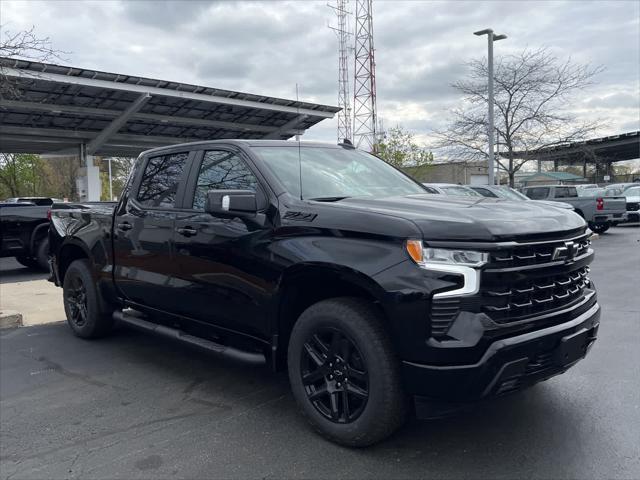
[107,157,113,200]
[474,28,507,185]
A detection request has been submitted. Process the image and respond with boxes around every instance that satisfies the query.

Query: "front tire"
[287,297,407,447]
[63,259,115,338]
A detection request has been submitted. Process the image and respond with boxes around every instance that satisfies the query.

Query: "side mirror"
[205,190,257,216]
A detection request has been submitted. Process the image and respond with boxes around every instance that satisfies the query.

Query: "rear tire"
[63,259,115,338]
[34,236,50,271]
[287,297,407,447]
[15,255,38,269]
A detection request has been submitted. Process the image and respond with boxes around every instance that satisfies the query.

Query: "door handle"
[117,222,133,231]
[176,227,197,237]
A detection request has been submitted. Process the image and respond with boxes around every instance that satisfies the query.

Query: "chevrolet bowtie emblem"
[552,241,579,261]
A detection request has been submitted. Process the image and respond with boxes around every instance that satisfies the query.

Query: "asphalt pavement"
[1,227,639,479]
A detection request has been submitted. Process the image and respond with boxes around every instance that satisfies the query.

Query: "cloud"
[1,0,638,144]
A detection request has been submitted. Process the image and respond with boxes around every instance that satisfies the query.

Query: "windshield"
[252,146,426,199]
[495,187,529,201]
[441,186,482,197]
[623,187,640,197]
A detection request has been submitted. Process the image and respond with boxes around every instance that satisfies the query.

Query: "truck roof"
[140,139,346,156]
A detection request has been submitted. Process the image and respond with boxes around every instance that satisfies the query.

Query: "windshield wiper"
[308,196,351,202]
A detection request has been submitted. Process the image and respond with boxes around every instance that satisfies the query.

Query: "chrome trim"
[485,249,593,273]
[426,231,591,251]
[428,264,482,299]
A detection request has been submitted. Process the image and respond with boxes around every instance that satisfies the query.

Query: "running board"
[113,310,266,365]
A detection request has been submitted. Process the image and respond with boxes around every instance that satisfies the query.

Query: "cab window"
[137,152,189,208]
[525,187,549,200]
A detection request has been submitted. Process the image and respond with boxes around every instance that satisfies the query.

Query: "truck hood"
[337,194,585,241]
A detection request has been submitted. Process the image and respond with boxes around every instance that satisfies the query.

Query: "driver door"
[171,147,273,337]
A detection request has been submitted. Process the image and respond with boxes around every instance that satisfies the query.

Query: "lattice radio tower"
[329,0,352,143]
[352,0,377,152]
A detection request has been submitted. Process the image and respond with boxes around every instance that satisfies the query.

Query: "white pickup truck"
[523,185,627,234]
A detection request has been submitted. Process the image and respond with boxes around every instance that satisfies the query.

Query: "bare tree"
[434,48,604,186]
[0,26,67,99]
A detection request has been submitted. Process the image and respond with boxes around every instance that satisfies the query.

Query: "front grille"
[482,266,590,322]
[489,235,590,270]
[627,202,639,212]
[427,231,594,338]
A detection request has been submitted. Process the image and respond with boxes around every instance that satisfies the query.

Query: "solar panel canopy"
[0,57,340,157]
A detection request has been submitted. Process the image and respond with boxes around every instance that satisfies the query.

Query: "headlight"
[424,247,488,267]
[405,240,488,298]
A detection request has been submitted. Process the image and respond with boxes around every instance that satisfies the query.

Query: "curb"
[0,310,23,329]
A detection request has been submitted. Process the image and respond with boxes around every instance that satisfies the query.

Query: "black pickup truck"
[0,202,51,270]
[49,140,600,446]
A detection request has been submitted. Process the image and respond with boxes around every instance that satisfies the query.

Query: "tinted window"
[472,187,497,198]
[137,152,188,208]
[441,186,481,197]
[525,187,549,200]
[555,187,577,198]
[192,150,258,210]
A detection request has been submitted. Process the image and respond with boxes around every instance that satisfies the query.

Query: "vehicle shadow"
[357,384,597,477]
[105,324,591,473]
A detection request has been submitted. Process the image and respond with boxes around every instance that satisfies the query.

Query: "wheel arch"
[272,263,388,370]
[57,239,92,283]
[29,222,50,252]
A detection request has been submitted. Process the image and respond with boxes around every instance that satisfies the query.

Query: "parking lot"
[1,226,639,479]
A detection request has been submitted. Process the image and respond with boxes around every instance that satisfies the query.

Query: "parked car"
[468,185,575,210]
[0,202,51,270]
[605,182,638,192]
[421,183,483,197]
[522,185,627,234]
[50,140,600,447]
[621,186,640,223]
[576,184,599,190]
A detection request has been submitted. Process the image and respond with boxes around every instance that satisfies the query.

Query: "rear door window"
[555,187,577,198]
[525,187,549,200]
[137,152,189,208]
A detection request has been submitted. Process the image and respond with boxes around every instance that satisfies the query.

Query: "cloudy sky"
[2,0,639,145]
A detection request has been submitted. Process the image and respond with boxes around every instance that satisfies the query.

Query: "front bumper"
[403,302,600,414]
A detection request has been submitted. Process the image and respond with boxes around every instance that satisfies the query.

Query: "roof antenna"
[296,83,303,200]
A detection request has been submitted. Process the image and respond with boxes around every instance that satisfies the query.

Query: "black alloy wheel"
[300,328,369,424]
[62,259,114,338]
[288,297,407,446]
[65,274,88,328]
